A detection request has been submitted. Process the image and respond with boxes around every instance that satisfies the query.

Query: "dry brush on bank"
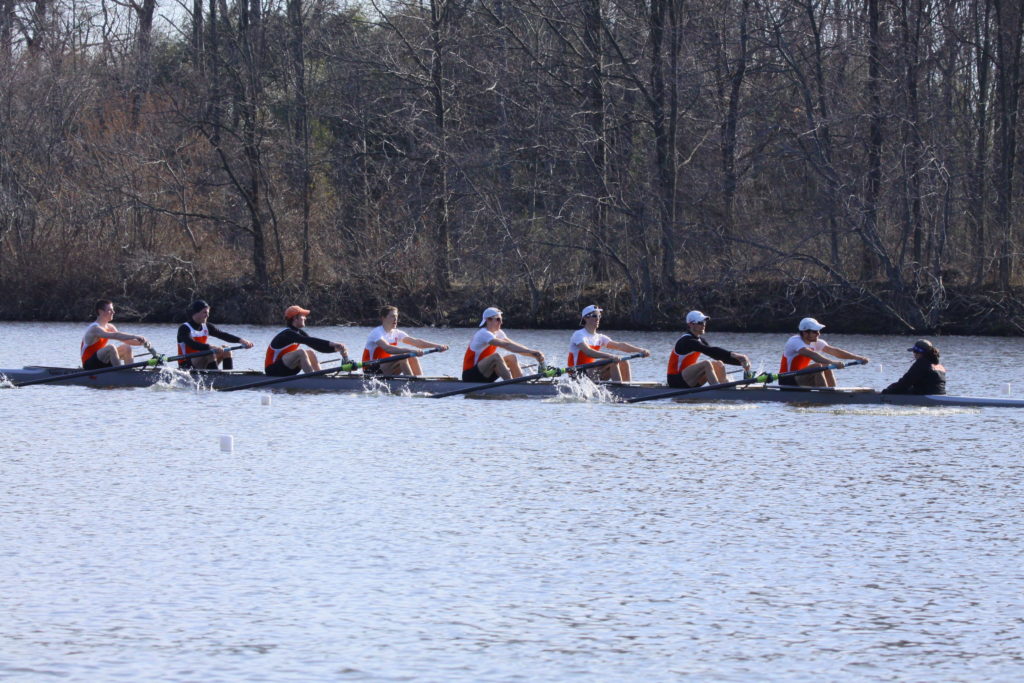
[0,0,1022,333]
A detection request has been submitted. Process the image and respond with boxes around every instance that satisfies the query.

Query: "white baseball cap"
[798,317,826,331]
[581,305,603,318]
[686,310,710,324]
[479,306,503,327]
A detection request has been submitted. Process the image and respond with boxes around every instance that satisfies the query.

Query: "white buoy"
[261,394,272,406]
[1004,383,1012,396]
[220,435,234,452]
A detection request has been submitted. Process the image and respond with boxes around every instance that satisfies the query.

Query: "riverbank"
[2,277,1022,335]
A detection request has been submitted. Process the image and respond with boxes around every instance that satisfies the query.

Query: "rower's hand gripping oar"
[626,359,866,404]
[218,348,442,392]
[430,352,646,399]
[11,345,249,387]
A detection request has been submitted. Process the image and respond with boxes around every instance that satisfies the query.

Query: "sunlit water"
[2,322,1024,681]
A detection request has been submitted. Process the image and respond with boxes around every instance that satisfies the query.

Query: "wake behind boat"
[4,365,1024,408]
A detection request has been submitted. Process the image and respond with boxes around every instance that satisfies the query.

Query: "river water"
[2,322,1023,681]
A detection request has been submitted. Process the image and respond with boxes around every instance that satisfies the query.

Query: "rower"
[362,305,449,376]
[80,299,149,370]
[568,305,650,381]
[780,317,869,387]
[666,310,750,388]
[177,299,255,370]
[264,306,348,376]
[882,339,946,395]
[462,307,545,382]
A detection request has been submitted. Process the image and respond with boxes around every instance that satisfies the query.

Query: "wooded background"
[1,0,1022,332]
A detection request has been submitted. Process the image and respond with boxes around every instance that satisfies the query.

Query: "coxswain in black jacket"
[882,339,946,395]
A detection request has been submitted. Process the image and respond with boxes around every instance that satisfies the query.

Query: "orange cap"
[284,305,311,320]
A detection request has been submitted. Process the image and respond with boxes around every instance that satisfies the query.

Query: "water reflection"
[2,324,1024,681]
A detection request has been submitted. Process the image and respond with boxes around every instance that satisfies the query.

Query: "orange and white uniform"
[567,329,612,367]
[178,322,209,359]
[463,328,507,372]
[363,326,410,363]
[780,334,827,373]
[265,328,301,369]
[80,322,110,368]
[666,333,701,377]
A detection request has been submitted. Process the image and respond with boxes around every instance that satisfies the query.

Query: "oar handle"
[626,358,865,404]
[336,346,442,373]
[11,344,250,387]
[219,348,442,392]
[566,351,646,375]
[430,351,646,398]
[759,358,866,383]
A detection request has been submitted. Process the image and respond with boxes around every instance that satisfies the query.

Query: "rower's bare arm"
[407,337,449,352]
[377,341,411,355]
[607,341,650,357]
[575,345,618,360]
[797,348,832,364]
[96,329,147,345]
[823,345,869,363]
[492,338,545,362]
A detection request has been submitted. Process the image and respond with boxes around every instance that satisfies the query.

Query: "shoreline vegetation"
[2,2,1023,336]
[3,279,1022,335]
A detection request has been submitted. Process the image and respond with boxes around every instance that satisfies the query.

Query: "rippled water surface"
[2,322,1024,681]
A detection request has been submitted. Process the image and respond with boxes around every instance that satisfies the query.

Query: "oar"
[626,359,866,403]
[430,352,647,399]
[219,348,442,392]
[12,345,248,388]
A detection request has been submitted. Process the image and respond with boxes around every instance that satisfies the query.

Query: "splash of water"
[0,373,12,389]
[149,366,210,392]
[544,374,618,403]
[665,402,760,412]
[360,374,395,396]
[793,405,979,416]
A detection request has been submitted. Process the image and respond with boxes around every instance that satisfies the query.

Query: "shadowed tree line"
[1,0,1023,333]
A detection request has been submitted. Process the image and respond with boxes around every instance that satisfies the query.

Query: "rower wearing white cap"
[779,317,869,387]
[567,305,650,382]
[666,310,750,388]
[462,307,546,382]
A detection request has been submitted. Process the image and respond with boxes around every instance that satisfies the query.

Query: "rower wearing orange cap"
[666,310,750,388]
[462,307,546,382]
[780,317,869,387]
[264,305,349,376]
[567,305,650,381]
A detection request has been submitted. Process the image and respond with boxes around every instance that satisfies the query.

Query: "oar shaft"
[13,345,248,387]
[626,359,865,403]
[219,348,441,392]
[430,352,645,398]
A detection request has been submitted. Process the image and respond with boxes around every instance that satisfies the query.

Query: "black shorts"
[181,357,218,370]
[83,355,113,371]
[778,374,799,387]
[265,359,300,377]
[461,365,498,383]
[362,363,383,375]
[666,374,694,389]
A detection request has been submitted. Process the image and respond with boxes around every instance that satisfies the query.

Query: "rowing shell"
[4,365,1024,408]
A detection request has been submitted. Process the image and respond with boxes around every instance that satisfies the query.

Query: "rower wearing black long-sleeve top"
[264,305,349,376]
[177,299,254,369]
[882,339,946,395]
[666,311,751,388]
